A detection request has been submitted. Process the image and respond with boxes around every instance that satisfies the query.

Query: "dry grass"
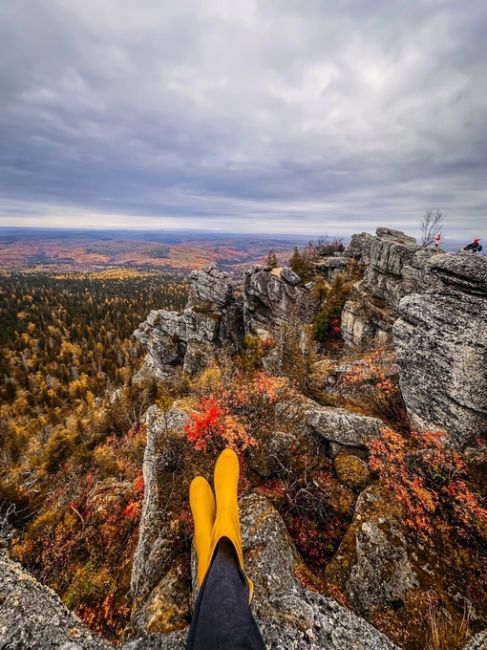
[426,606,471,650]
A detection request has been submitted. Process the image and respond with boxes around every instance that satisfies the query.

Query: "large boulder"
[325,485,420,616]
[186,265,233,311]
[393,254,487,446]
[240,494,398,649]
[135,265,243,379]
[0,553,110,649]
[134,310,187,379]
[304,400,383,450]
[346,232,375,263]
[244,266,319,336]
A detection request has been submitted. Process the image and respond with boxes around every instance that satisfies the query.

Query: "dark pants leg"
[186,539,265,650]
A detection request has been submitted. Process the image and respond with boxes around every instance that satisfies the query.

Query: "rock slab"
[0,553,110,650]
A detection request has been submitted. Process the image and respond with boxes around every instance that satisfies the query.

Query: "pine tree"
[266,250,278,268]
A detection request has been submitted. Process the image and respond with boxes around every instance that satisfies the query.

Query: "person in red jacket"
[463,238,482,253]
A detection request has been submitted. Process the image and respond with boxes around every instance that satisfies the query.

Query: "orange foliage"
[185,397,256,453]
[369,428,487,541]
[184,372,289,454]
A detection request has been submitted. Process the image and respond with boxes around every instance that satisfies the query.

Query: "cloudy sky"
[1,0,486,237]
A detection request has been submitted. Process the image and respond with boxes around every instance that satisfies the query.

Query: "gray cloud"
[0,0,486,237]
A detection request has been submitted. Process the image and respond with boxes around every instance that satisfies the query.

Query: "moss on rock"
[334,453,371,490]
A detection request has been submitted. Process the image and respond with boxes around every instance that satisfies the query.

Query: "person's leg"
[186,538,265,650]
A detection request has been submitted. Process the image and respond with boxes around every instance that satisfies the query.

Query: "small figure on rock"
[187,448,265,650]
[434,233,442,249]
[463,238,482,254]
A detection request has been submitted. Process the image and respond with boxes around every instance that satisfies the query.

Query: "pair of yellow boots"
[189,448,253,600]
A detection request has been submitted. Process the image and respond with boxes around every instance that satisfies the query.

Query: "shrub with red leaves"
[369,428,487,541]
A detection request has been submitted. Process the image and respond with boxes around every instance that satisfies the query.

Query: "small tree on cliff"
[289,246,313,280]
[266,250,278,268]
[420,209,445,247]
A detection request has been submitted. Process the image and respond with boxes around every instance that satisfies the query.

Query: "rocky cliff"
[136,234,486,447]
[134,265,243,378]
[135,263,319,381]
[341,228,487,446]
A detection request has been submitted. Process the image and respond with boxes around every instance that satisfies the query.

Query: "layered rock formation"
[134,265,243,379]
[341,228,436,349]
[244,266,318,338]
[136,264,320,381]
[341,227,487,446]
[393,254,487,445]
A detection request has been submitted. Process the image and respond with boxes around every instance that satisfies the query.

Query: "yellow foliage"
[64,563,113,609]
[195,364,222,391]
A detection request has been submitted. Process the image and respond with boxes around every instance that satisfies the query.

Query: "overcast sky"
[1,0,486,238]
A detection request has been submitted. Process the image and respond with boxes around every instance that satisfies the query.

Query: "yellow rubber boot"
[189,476,216,587]
[209,448,254,601]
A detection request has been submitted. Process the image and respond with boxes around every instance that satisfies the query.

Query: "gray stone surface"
[244,266,319,335]
[348,519,419,613]
[188,494,398,650]
[340,228,438,349]
[325,485,420,616]
[122,631,187,649]
[131,406,189,604]
[0,553,110,650]
[346,232,375,263]
[393,254,487,446]
[341,228,487,447]
[187,264,234,310]
[135,265,243,379]
[128,493,398,649]
[304,400,383,448]
[464,630,487,650]
[241,494,397,649]
[134,309,187,379]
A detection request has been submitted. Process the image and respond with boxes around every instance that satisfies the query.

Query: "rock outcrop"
[312,256,349,281]
[136,264,321,381]
[0,553,110,650]
[131,406,189,621]
[345,232,375,264]
[238,494,398,650]
[325,484,420,617]
[393,254,487,445]
[341,227,487,446]
[135,494,398,650]
[341,227,437,349]
[244,266,318,339]
[134,265,243,379]
[126,398,396,649]
[304,400,383,451]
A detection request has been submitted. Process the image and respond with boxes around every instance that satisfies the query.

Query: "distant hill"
[0,228,317,273]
